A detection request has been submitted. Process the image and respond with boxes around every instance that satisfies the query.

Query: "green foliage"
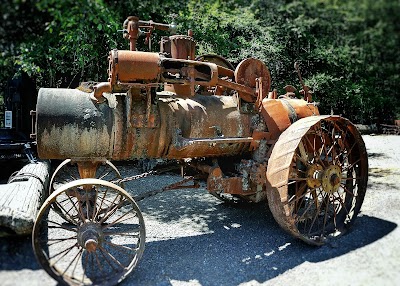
[178,0,279,64]
[0,0,398,124]
[253,0,400,124]
[30,0,120,87]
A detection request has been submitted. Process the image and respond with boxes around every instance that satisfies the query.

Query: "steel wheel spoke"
[342,158,361,172]
[82,251,89,283]
[103,240,137,253]
[49,243,78,263]
[288,178,308,182]
[307,190,324,235]
[320,194,330,238]
[341,177,361,182]
[34,179,148,284]
[304,135,320,165]
[71,249,83,279]
[54,201,79,225]
[341,184,356,197]
[60,168,78,184]
[47,220,77,232]
[294,195,316,224]
[285,183,308,205]
[295,154,310,167]
[98,169,114,180]
[47,236,77,247]
[103,228,141,237]
[99,246,124,271]
[61,247,82,276]
[94,251,103,271]
[334,192,350,216]
[99,196,126,224]
[66,194,85,222]
[95,189,109,220]
[103,210,137,230]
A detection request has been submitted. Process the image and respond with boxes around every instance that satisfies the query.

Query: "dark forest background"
[1,0,399,124]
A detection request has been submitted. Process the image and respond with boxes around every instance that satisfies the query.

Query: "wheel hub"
[306,164,323,188]
[321,165,342,194]
[306,164,342,194]
[77,221,103,252]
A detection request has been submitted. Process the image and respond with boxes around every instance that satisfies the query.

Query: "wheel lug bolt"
[331,174,340,186]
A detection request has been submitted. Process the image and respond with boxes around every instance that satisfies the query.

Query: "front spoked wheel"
[50,159,124,194]
[267,116,368,245]
[32,179,145,285]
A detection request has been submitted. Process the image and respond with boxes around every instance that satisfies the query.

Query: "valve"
[121,16,177,51]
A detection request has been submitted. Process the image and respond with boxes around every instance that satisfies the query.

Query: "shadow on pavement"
[121,193,397,286]
[0,235,42,271]
[0,174,396,285]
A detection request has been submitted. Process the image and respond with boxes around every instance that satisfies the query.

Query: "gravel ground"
[0,135,399,286]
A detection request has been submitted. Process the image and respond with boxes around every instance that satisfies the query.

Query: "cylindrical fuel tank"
[36,88,116,159]
[108,50,161,85]
[36,88,253,161]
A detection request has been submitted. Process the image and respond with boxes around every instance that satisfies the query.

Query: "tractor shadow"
[121,184,397,286]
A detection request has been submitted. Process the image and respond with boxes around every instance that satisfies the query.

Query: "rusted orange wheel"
[266,116,368,245]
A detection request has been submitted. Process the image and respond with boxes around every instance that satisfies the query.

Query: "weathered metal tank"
[32,16,368,286]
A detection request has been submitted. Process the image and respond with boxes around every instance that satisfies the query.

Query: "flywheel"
[266,115,368,245]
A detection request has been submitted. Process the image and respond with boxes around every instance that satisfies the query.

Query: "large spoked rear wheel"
[266,116,368,245]
[32,179,145,285]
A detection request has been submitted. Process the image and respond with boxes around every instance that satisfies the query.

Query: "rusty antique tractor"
[32,16,368,285]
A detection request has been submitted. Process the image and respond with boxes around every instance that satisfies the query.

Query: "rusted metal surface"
[195,159,267,203]
[195,54,235,96]
[105,49,220,97]
[259,98,319,140]
[161,32,196,95]
[35,14,367,234]
[235,58,271,102]
[124,16,140,51]
[161,35,196,60]
[196,54,235,72]
[37,89,253,160]
[124,16,175,51]
[36,88,115,160]
[294,62,313,102]
[108,50,161,85]
[266,116,368,245]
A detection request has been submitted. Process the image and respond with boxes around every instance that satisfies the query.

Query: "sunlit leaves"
[0,0,399,122]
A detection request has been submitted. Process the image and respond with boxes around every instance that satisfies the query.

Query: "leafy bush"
[0,0,398,124]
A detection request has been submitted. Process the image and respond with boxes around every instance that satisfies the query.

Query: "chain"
[111,164,179,185]
[134,176,198,202]
[110,164,198,202]
[111,170,157,185]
